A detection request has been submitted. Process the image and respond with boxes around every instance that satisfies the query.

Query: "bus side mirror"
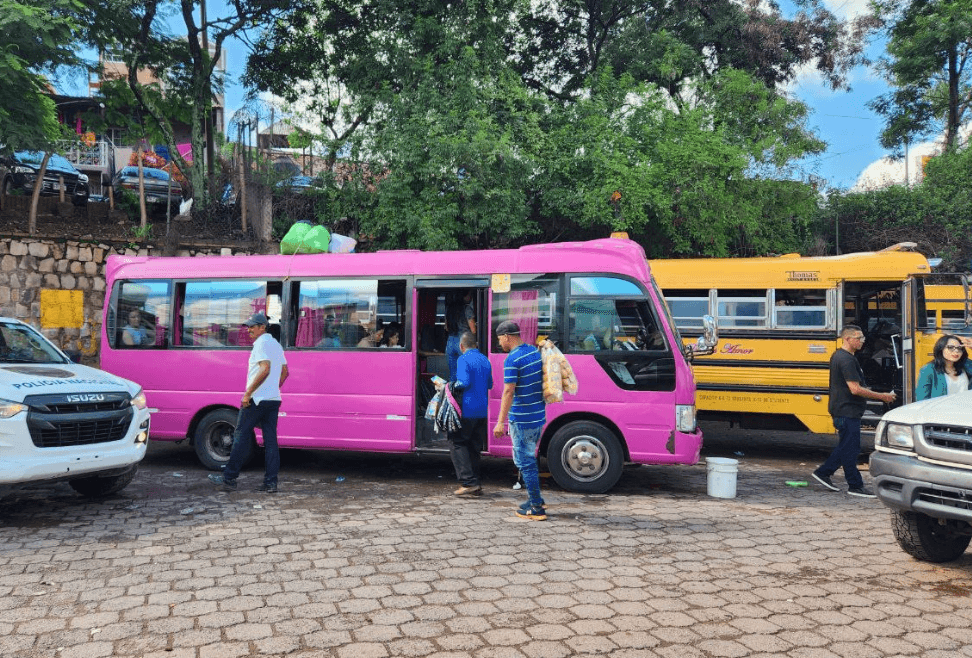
[684,315,718,361]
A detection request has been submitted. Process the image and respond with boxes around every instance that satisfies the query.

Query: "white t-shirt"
[946,371,969,396]
[248,333,287,404]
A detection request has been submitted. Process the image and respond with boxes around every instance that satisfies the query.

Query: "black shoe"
[258,483,278,493]
[847,486,876,498]
[812,470,839,491]
[208,473,237,490]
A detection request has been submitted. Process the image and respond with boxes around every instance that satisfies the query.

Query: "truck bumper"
[870,450,972,524]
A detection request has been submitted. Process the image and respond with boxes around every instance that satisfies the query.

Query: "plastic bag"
[303,225,330,253]
[425,389,443,420]
[540,340,564,404]
[280,222,311,255]
[329,233,357,253]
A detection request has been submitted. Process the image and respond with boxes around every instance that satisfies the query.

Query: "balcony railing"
[58,140,112,170]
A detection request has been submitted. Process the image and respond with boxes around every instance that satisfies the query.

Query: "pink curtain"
[295,307,321,347]
[155,325,167,346]
[509,290,539,346]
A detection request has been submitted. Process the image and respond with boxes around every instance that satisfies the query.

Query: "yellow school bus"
[651,244,942,433]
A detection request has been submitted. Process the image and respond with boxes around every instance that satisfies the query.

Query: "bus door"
[413,278,490,450]
[842,281,906,428]
[900,278,917,405]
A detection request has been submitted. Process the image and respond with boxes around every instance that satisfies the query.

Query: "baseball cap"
[495,320,520,336]
[243,312,270,327]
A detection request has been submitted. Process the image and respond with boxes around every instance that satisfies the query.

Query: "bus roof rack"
[878,242,918,252]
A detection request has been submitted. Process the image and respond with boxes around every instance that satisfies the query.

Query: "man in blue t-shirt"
[446,332,493,496]
[493,320,547,520]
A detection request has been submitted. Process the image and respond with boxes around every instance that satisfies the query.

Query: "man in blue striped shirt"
[493,320,547,520]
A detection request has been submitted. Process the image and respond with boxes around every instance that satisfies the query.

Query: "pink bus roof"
[106,239,654,284]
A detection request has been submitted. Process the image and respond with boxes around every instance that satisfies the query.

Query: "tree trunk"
[28,151,52,236]
[137,146,148,229]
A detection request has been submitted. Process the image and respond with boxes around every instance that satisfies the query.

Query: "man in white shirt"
[209,312,289,492]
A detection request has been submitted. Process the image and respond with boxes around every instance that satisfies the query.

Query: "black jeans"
[818,416,864,489]
[224,400,281,487]
[448,417,486,487]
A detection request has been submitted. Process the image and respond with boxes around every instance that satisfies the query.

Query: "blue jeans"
[223,399,281,487]
[818,416,864,489]
[511,422,544,508]
[446,334,462,380]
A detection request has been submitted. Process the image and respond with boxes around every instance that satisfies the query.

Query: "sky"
[66,0,932,193]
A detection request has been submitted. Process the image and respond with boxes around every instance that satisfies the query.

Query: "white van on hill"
[0,317,150,498]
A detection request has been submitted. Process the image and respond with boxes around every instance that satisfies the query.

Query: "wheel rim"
[205,421,235,461]
[560,434,610,483]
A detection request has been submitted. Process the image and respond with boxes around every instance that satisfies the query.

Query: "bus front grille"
[24,393,134,448]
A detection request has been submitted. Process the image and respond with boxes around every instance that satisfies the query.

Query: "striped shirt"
[504,343,545,427]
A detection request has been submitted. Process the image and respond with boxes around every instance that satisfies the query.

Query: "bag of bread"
[560,353,578,395]
[540,340,564,403]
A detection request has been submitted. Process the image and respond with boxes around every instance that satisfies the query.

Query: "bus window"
[773,290,827,328]
[178,280,267,347]
[569,299,667,352]
[665,289,709,329]
[491,274,562,350]
[291,279,406,349]
[108,280,171,348]
[716,290,768,328]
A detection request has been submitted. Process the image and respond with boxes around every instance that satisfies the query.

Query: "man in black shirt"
[812,324,896,498]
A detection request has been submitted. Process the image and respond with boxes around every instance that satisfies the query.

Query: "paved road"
[1,425,970,658]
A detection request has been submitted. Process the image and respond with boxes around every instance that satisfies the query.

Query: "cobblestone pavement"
[1,428,971,658]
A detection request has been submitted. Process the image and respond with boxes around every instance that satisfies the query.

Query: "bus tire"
[69,466,137,498]
[891,510,971,563]
[194,409,253,471]
[547,421,624,494]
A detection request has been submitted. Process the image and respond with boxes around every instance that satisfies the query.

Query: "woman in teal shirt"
[916,335,972,400]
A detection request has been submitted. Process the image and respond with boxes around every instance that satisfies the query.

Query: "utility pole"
[201,0,215,179]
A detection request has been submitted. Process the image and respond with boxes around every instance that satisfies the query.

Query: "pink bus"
[101,238,715,493]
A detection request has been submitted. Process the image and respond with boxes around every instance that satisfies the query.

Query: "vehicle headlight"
[0,398,28,419]
[676,404,696,433]
[130,389,148,410]
[78,173,89,183]
[880,421,917,450]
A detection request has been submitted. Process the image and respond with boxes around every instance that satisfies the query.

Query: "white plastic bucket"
[706,457,738,499]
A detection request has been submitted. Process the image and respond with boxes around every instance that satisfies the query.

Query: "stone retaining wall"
[0,237,259,366]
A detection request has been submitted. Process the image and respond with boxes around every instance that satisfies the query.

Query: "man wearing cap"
[493,320,547,520]
[209,312,289,493]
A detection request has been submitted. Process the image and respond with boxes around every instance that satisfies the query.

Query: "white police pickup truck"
[0,317,150,498]
[871,390,972,562]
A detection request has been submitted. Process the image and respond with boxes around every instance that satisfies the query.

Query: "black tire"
[194,408,254,471]
[547,421,625,494]
[69,466,137,498]
[891,510,972,563]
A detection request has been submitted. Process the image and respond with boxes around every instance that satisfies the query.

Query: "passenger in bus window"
[916,335,972,400]
[581,315,612,351]
[357,319,384,348]
[380,323,403,348]
[122,309,155,347]
[317,315,341,348]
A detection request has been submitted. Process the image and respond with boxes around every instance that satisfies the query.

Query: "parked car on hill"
[0,151,90,206]
[110,166,184,208]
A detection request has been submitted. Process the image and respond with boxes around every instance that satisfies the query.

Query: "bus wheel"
[194,409,252,471]
[891,510,971,563]
[547,421,624,494]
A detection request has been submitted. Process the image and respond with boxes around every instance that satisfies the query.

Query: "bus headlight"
[0,398,28,419]
[880,422,917,450]
[676,404,696,433]
[130,389,148,410]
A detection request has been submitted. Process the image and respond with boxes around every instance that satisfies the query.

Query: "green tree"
[868,0,972,153]
[0,0,87,232]
[86,0,292,203]
[246,0,844,255]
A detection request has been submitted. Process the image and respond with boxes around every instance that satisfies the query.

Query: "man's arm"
[847,380,896,404]
[493,382,516,437]
[242,360,271,406]
[279,363,289,388]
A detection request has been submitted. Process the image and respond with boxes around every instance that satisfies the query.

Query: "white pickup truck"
[871,390,972,562]
[0,317,150,498]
